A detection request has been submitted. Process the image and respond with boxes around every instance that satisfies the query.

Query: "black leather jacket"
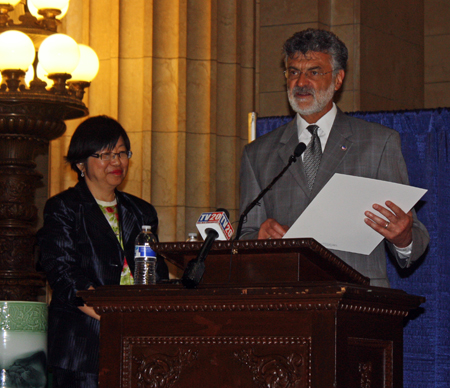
[37,180,168,373]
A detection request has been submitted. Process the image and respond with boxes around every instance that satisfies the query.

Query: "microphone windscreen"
[196,211,234,241]
[294,142,307,157]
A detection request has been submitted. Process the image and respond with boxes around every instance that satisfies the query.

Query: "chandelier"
[0,0,99,300]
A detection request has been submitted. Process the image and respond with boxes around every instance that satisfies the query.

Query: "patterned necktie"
[303,124,322,191]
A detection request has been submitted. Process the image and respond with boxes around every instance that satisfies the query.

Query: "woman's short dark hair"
[283,28,348,72]
[65,115,131,179]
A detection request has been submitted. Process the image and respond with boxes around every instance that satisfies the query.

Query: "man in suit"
[239,28,429,287]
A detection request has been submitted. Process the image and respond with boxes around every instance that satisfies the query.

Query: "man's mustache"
[291,86,315,97]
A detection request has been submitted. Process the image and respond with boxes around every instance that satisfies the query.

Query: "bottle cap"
[186,232,199,242]
[142,225,152,231]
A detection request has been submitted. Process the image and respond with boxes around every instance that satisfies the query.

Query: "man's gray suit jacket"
[239,109,429,287]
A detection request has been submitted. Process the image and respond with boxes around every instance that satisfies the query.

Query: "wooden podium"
[79,238,424,388]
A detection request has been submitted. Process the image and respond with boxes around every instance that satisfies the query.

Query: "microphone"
[234,142,306,240]
[182,209,234,288]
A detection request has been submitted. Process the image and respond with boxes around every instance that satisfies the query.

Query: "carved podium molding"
[348,337,393,388]
[235,348,307,388]
[94,297,410,319]
[122,336,312,388]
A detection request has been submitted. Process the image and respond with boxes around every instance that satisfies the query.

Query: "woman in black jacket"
[37,116,168,388]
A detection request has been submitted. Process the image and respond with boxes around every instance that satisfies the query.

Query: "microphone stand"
[182,228,218,289]
[234,143,306,240]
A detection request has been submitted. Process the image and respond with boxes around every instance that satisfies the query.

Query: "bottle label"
[135,245,156,258]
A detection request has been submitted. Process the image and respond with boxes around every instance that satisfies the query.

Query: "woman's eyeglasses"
[91,151,132,161]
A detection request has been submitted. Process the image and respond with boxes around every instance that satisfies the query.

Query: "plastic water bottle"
[186,232,199,242]
[134,225,157,285]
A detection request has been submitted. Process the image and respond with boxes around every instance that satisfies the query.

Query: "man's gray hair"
[283,28,348,72]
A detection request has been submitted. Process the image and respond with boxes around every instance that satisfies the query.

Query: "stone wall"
[257,0,424,116]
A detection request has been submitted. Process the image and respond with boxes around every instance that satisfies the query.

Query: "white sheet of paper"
[283,174,427,255]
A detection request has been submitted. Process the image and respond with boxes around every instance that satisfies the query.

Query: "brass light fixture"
[0,0,99,300]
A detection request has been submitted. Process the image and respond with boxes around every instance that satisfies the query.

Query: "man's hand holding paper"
[365,200,414,249]
[282,174,426,256]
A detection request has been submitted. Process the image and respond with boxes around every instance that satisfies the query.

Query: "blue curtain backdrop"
[256,108,450,388]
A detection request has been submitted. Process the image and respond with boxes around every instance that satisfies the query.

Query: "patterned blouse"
[96,198,133,285]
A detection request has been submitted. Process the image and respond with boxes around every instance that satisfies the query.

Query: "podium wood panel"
[156,238,370,286]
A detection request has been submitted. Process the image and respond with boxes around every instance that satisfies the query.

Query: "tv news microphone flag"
[196,211,234,241]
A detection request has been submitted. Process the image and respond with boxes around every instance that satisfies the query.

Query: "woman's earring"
[81,171,85,178]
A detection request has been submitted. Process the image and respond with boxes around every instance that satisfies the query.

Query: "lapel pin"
[341,145,347,151]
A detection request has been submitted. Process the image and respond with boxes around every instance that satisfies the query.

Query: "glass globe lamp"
[28,0,70,11]
[0,1,22,26]
[70,44,100,82]
[28,0,69,20]
[38,33,80,93]
[4,0,22,5]
[38,33,80,74]
[0,30,35,71]
[0,30,36,91]
[24,64,34,87]
[67,44,100,99]
[36,62,53,89]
